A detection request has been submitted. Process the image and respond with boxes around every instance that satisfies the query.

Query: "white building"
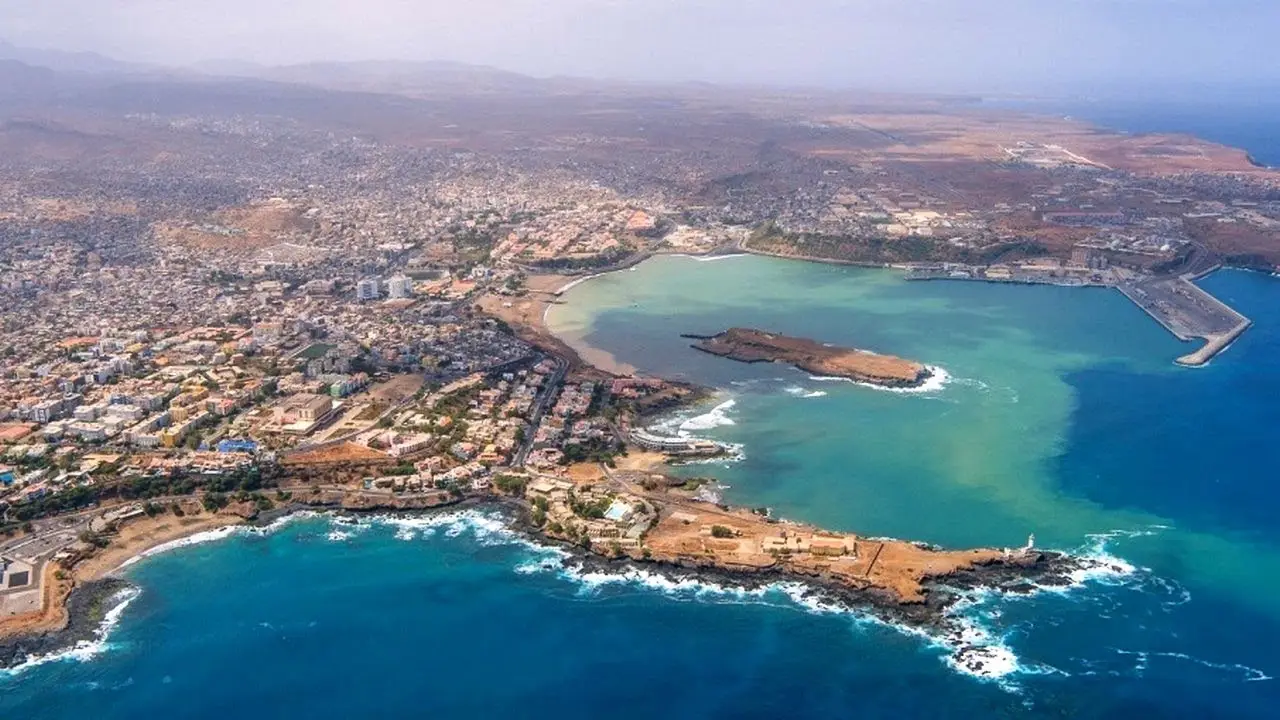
[356,278,382,302]
[387,275,414,299]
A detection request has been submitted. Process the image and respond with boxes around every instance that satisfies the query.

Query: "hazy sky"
[2,0,1278,92]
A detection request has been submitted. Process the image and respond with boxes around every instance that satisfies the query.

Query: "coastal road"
[513,357,568,468]
[0,493,201,563]
[0,513,93,562]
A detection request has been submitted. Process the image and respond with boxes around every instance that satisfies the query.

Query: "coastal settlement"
[0,263,1086,667]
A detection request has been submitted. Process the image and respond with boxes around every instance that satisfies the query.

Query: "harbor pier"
[1116,274,1252,367]
[905,264,1250,367]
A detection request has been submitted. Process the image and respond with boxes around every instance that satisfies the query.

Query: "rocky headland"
[685,328,932,388]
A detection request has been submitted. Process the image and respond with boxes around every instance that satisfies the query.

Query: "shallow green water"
[547,255,1280,617]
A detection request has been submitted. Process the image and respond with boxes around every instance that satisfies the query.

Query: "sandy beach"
[477,271,640,375]
[0,506,244,643]
[74,511,246,583]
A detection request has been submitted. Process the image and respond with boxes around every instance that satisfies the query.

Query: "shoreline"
[0,487,1108,674]
[0,498,1105,676]
[77,512,248,583]
[487,250,749,378]
[1,251,1160,675]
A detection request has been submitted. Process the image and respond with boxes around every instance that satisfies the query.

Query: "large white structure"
[387,275,414,299]
[356,278,382,301]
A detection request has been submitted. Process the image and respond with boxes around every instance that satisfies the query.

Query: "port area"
[904,263,1250,366]
[1116,273,1251,366]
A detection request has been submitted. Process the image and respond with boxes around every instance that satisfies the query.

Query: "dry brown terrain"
[0,563,73,638]
[640,494,1008,604]
[690,328,929,387]
[281,441,392,466]
[152,198,315,251]
[815,111,1261,174]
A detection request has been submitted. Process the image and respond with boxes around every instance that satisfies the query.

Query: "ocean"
[5,256,1278,718]
[993,93,1280,167]
[5,110,1280,718]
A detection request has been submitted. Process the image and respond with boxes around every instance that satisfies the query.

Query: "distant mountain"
[249,60,552,97]
[0,38,151,75]
[0,59,59,102]
[189,58,269,77]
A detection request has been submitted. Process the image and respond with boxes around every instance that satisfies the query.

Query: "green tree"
[203,493,229,512]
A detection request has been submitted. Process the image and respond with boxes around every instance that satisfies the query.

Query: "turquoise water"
[4,257,1279,718]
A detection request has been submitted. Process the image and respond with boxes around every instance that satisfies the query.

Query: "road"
[0,493,198,563]
[513,357,568,467]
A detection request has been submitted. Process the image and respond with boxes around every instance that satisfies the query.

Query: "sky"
[1,0,1278,94]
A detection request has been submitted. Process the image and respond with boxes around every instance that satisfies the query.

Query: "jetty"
[904,264,1250,367]
[1115,272,1251,367]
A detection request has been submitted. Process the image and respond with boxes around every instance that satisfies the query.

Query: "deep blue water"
[2,106,1279,716]
[1058,271,1280,539]
[3,268,1279,719]
[5,509,1277,720]
[0,516,1058,719]
[997,95,1280,167]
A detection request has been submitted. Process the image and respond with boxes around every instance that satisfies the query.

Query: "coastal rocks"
[684,328,932,389]
[0,578,133,670]
[934,551,1084,596]
[527,523,1081,634]
[291,488,460,512]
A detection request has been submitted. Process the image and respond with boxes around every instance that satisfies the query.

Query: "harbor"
[1116,274,1252,367]
[905,264,1251,366]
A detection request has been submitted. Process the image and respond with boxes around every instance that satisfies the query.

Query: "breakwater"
[906,266,1250,367]
[1115,275,1251,366]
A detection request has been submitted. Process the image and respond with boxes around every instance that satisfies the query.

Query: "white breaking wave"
[809,364,951,395]
[1112,649,1273,682]
[0,587,142,677]
[783,386,828,399]
[513,523,1194,689]
[115,526,240,571]
[520,555,1039,687]
[370,509,539,551]
[677,399,737,432]
[552,273,608,294]
[670,441,746,466]
[641,396,745,464]
[667,253,748,263]
[114,512,321,572]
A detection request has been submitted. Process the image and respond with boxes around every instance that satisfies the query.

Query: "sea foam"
[667,253,748,263]
[0,587,142,678]
[676,399,737,432]
[809,364,951,395]
[520,553,1040,687]
[114,512,321,572]
[783,386,828,398]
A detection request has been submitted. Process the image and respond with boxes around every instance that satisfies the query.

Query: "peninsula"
[0,451,1096,673]
[685,328,932,388]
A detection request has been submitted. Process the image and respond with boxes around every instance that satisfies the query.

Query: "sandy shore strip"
[552,330,639,376]
[73,512,246,582]
[0,509,244,645]
[478,271,640,375]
